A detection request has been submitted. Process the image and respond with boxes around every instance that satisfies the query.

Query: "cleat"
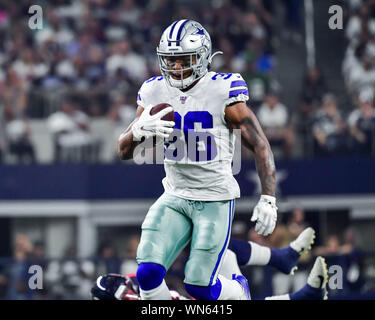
[232,274,251,300]
[307,256,329,300]
[289,257,329,300]
[269,227,316,275]
[290,227,316,256]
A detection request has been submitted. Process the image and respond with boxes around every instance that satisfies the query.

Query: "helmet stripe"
[168,20,179,46]
[168,20,179,39]
[176,19,190,45]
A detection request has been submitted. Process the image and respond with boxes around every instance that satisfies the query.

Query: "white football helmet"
[157,19,222,89]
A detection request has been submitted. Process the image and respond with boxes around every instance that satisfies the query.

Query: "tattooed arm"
[225,101,276,196]
[225,101,277,235]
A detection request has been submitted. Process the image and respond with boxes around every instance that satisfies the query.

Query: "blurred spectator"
[106,40,148,84]
[246,0,274,44]
[44,258,64,299]
[281,0,303,43]
[347,88,375,155]
[96,243,121,275]
[343,1,375,158]
[0,68,28,119]
[314,234,342,257]
[120,235,139,275]
[287,206,309,236]
[85,44,106,86]
[5,248,31,300]
[12,49,49,87]
[28,242,46,269]
[314,229,366,298]
[0,66,35,163]
[300,67,327,120]
[107,93,137,159]
[5,119,35,163]
[343,40,366,94]
[312,93,347,156]
[107,94,136,128]
[299,67,327,155]
[4,234,34,300]
[34,8,75,47]
[242,12,268,50]
[346,3,375,45]
[242,54,271,106]
[257,92,295,157]
[347,54,375,94]
[59,248,87,300]
[341,228,366,295]
[77,259,96,300]
[47,98,99,162]
[0,68,35,163]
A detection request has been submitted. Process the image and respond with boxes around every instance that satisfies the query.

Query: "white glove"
[132,106,175,141]
[251,195,278,236]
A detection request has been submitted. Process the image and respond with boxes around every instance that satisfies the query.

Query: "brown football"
[150,103,175,122]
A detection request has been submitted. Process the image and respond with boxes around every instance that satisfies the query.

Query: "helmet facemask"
[157,48,209,90]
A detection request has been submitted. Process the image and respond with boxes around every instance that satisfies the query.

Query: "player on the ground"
[92,228,328,300]
[117,19,277,300]
[92,257,328,300]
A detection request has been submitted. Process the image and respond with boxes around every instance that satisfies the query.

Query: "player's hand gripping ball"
[132,103,175,140]
[150,103,175,122]
[251,195,278,236]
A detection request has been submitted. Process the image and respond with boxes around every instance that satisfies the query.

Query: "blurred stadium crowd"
[0,0,375,300]
[0,0,373,163]
[0,233,140,299]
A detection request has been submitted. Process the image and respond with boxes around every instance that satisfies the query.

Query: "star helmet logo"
[194,27,205,36]
[193,24,205,38]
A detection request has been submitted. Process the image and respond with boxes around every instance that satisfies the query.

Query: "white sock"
[139,279,172,300]
[217,275,245,300]
[265,294,291,300]
[219,249,243,279]
[248,241,271,266]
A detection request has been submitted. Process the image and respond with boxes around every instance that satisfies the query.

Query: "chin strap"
[169,71,196,89]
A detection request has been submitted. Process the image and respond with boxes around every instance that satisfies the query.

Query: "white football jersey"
[136,71,249,201]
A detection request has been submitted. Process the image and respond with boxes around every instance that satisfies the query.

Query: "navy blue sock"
[269,246,299,274]
[185,279,222,300]
[228,238,251,266]
[289,284,324,300]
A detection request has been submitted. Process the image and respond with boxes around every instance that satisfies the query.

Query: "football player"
[118,20,278,300]
[92,228,328,300]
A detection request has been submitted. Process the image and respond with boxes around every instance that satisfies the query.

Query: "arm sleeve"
[136,82,149,109]
[137,76,164,109]
[224,73,250,106]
